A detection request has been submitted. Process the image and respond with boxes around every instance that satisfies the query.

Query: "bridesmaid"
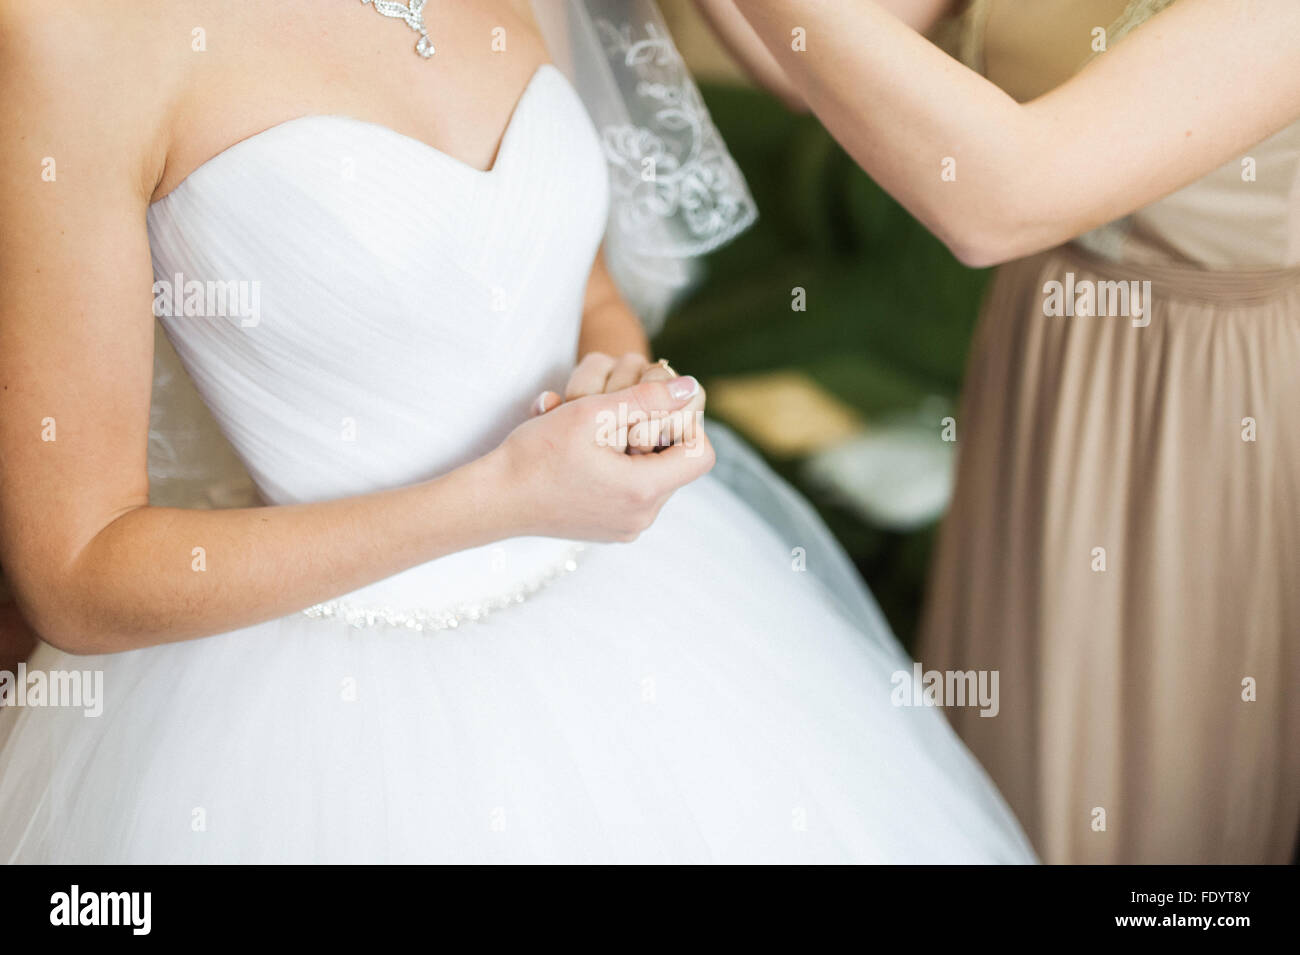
[698,0,1300,863]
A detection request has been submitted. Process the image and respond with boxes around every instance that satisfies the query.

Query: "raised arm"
[732,0,1300,267]
[0,11,712,655]
[693,0,958,110]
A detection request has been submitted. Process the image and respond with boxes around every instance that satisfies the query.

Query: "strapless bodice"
[145,66,609,620]
[147,66,608,507]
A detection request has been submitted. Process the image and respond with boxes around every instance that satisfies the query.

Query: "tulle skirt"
[0,428,1034,863]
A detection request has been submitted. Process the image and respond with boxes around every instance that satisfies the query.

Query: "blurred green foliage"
[657,84,991,646]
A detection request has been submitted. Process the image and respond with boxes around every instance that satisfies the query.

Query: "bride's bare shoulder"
[0,0,188,200]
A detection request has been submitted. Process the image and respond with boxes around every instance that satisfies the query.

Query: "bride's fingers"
[501,378,706,543]
[611,357,662,451]
[638,362,673,384]
[585,376,700,454]
[623,360,690,451]
[638,362,704,447]
[637,362,674,445]
[531,391,562,416]
[564,352,617,401]
[629,421,716,490]
[605,352,650,394]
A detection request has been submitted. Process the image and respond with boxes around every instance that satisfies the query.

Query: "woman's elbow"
[949,235,1017,270]
[38,627,116,657]
[941,190,1078,269]
[944,215,1048,270]
[5,577,115,657]
[16,606,101,656]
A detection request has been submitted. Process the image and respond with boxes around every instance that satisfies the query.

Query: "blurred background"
[658,3,986,648]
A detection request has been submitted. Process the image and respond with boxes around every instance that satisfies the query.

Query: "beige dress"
[920,0,1300,864]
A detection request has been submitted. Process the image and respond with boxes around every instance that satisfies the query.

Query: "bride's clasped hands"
[494,361,713,542]
[532,350,708,449]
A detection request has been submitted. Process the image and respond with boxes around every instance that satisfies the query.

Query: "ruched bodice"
[147,66,608,507]
[144,65,607,615]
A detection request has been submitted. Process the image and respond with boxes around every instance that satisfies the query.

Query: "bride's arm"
[575,250,651,362]
[732,0,1300,267]
[560,250,656,412]
[0,20,712,656]
[0,577,35,673]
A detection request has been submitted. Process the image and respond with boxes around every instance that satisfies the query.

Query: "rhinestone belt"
[301,544,586,631]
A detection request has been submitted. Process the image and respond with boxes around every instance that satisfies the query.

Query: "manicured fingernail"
[533,392,550,414]
[668,376,698,400]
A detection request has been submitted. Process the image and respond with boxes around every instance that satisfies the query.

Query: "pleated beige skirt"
[919,242,1300,864]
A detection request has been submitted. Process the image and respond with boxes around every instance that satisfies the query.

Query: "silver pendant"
[362,0,435,58]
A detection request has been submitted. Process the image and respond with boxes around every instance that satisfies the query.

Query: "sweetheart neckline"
[151,64,556,207]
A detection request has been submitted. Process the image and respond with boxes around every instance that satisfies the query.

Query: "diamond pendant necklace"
[361,0,435,58]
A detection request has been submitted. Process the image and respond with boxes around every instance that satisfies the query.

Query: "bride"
[0,0,1033,863]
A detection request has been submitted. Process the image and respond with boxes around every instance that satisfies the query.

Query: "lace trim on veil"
[592,16,758,259]
[534,0,758,333]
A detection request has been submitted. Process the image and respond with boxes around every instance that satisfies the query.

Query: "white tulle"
[0,66,1033,863]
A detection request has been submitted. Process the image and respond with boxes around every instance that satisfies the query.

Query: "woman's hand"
[632,358,707,450]
[532,352,708,452]
[501,376,714,542]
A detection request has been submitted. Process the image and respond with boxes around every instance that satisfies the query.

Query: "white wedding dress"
[0,66,1034,863]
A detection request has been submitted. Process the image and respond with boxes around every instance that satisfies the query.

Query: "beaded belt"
[300,543,586,632]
